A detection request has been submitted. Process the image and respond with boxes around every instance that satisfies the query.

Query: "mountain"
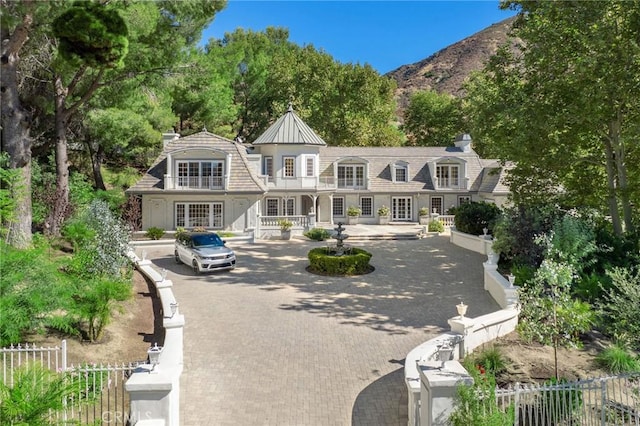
[386,17,517,118]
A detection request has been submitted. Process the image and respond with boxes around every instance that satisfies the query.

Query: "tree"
[205,27,403,146]
[402,90,464,146]
[0,0,41,248]
[465,1,640,234]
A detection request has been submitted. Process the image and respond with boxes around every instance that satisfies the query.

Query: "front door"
[392,197,412,221]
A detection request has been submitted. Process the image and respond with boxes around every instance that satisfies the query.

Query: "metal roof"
[252,105,327,146]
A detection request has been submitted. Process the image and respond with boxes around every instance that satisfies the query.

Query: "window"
[458,196,471,205]
[177,161,224,189]
[333,197,345,217]
[394,164,408,182]
[263,157,273,180]
[176,202,223,228]
[305,156,315,177]
[264,198,295,216]
[360,197,373,217]
[283,157,295,178]
[266,198,279,216]
[337,164,365,188]
[436,164,460,188]
[283,198,294,216]
[430,197,443,215]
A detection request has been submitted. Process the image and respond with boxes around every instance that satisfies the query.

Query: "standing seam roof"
[252,106,327,146]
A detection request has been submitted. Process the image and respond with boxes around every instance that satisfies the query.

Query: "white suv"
[174,232,236,274]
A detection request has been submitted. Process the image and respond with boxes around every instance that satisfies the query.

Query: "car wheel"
[192,259,200,274]
[175,251,181,264]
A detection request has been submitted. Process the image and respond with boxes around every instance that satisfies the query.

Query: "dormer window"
[337,164,365,188]
[177,160,224,189]
[392,161,409,183]
[436,164,460,188]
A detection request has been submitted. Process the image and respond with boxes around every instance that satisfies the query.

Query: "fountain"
[306,222,373,275]
[332,222,349,256]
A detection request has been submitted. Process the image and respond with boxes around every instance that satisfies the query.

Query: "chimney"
[454,134,472,153]
[162,132,180,146]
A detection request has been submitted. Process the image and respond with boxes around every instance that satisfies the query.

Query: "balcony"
[260,176,339,191]
[165,176,225,190]
[433,176,469,190]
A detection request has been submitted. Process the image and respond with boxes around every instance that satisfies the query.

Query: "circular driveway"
[142,235,500,425]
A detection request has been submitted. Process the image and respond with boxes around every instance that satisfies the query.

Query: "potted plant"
[278,219,293,240]
[347,206,361,225]
[419,207,430,225]
[377,205,390,225]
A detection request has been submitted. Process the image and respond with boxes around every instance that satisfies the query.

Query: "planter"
[378,216,390,225]
[281,230,291,240]
[419,215,429,225]
[347,216,359,225]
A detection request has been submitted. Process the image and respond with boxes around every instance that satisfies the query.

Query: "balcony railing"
[433,177,469,190]
[260,176,340,190]
[167,176,224,190]
[260,215,309,228]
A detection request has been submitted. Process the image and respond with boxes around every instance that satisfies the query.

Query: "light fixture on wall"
[170,302,179,317]
[141,250,147,261]
[147,343,162,372]
[437,340,454,369]
[161,268,167,281]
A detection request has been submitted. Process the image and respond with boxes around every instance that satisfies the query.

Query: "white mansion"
[127,106,509,235]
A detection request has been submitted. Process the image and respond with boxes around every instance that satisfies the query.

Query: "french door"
[392,197,412,221]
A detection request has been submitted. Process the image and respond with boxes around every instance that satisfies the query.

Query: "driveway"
[142,235,499,425]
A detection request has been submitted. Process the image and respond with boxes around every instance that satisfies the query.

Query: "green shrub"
[599,267,640,351]
[453,201,501,236]
[304,228,331,241]
[62,218,95,251]
[419,207,430,216]
[474,347,507,375]
[596,345,640,373]
[492,204,559,268]
[377,205,390,216]
[450,358,515,426]
[145,227,165,240]
[308,247,372,275]
[278,219,293,231]
[427,219,444,232]
[347,206,361,217]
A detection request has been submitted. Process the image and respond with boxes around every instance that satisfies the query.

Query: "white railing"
[438,215,455,228]
[167,176,224,190]
[261,176,338,190]
[0,340,140,424]
[495,373,640,426]
[260,215,309,228]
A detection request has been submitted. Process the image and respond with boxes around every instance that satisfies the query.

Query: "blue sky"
[201,1,517,74]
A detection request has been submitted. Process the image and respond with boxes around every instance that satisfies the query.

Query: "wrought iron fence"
[494,372,640,426]
[1,340,142,425]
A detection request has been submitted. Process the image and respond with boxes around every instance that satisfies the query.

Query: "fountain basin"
[307,247,373,276]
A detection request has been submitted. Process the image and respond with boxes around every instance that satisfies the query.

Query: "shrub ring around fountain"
[306,247,374,276]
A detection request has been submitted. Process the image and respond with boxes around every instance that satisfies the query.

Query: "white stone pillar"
[418,361,473,426]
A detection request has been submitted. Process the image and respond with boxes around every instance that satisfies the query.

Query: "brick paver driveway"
[143,235,500,425]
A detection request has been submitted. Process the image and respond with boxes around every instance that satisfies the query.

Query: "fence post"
[600,379,607,426]
[61,339,67,372]
[514,383,520,426]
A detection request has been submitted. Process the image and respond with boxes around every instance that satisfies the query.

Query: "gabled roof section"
[252,105,327,146]
[127,131,267,194]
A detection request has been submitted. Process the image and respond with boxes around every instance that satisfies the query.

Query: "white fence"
[495,373,640,426]
[0,341,141,424]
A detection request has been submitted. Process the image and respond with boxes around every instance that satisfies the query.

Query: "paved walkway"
[141,234,499,425]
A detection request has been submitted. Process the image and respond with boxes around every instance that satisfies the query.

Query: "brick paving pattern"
[143,234,499,425]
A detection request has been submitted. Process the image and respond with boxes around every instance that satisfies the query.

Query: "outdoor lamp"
[456,301,468,319]
[147,343,162,372]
